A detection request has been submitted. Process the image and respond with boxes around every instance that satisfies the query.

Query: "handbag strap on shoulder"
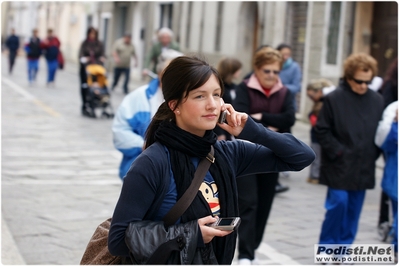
[163,145,214,226]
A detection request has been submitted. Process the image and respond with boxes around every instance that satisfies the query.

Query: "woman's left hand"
[217,102,248,137]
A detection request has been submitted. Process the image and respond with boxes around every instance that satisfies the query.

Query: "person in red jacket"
[41,29,61,87]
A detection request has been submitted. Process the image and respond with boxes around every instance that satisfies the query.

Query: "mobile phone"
[207,217,241,231]
[218,110,227,124]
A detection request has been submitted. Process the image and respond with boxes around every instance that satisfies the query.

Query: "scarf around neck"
[154,120,238,264]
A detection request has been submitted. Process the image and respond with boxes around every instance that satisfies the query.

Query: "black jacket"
[125,220,217,264]
[315,79,384,190]
[233,78,295,133]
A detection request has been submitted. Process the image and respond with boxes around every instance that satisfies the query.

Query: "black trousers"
[80,64,88,110]
[237,172,279,260]
[8,50,17,73]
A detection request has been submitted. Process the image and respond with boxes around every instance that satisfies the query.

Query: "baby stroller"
[85,64,114,118]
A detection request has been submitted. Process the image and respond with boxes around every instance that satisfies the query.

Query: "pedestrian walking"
[111,32,137,94]
[214,57,242,140]
[315,53,384,245]
[276,43,302,111]
[5,28,20,74]
[377,57,398,241]
[41,29,61,87]
[375,100,398,254]
[233,47,296,265]
[24,29,42,85]
[305,78,335,184]
[142,27,180,77]
[108,55,315,264]
[112,49,182,179]
[78,27,105,117]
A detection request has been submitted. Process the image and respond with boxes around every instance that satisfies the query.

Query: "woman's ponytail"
[144,102,174,149]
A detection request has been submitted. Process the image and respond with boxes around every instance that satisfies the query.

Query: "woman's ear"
[168,100,177,112]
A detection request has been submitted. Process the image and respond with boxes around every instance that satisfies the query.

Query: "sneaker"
[307,177,319,184]
[378,221,390,242]
[238,258,251,265]
[275,183,289,193]
[251,258,261,265]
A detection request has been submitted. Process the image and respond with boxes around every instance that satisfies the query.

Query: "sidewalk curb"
[1,216,26,265]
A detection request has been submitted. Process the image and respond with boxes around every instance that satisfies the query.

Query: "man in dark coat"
[315,53,384,245]
[5,28,20,74]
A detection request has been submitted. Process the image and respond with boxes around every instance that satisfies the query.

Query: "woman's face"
[254,61,281,88]
[89,30,96,40]
[173,74,222,137]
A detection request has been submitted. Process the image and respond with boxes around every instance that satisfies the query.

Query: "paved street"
[1,54,387,265]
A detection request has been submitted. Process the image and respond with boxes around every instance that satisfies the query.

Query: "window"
[326,2,341,64]
[160,3,173,28]
[215,2,223,51]
[185,2,192,48]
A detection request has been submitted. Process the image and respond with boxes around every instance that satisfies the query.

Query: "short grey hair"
[158,27,174,38]
[156,49,183,74]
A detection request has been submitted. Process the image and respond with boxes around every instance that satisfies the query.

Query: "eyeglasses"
[263,69,280,75]
[352,78,372,85]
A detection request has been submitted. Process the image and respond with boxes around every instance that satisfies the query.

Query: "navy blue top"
[108,117,315,256]
[6,35,19,52]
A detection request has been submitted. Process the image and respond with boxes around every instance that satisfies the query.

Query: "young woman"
[108,55,315,264]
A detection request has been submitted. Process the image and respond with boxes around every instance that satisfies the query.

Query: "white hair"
[158,27,174,38]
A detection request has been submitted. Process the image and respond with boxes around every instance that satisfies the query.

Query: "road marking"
[2,78,61,117]
[256,242,301,265]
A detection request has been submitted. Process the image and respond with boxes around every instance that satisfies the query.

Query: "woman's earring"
[176,110,180,115]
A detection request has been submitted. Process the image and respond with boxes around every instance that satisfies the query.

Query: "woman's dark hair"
[383,57,398,87]
[144,55,224,148]
[86,26,98,40]
[217,57,242,84]
[276,43,292,51]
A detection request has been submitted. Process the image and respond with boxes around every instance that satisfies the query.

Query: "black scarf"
[155,120,238,264]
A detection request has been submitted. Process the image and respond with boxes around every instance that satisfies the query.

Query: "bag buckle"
[206,153,215,163]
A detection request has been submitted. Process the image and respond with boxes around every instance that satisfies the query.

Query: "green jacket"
[144,42,180,73]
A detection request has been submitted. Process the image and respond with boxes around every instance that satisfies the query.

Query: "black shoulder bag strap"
[146,146,215,264]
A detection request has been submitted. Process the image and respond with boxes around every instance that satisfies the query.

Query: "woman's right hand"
[198,216,232,243]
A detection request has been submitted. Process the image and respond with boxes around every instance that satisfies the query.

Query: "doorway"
[371,2,398,76]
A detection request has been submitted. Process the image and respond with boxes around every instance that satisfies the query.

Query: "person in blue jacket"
[112,49,183,179]
[24,29,42,85]
[108,55,315,264]
[5,28,20,74]
[375,101,398,254]
[276,43,302,111]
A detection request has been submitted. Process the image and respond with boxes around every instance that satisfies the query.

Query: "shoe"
[275,183,289,193]
[251,258,261,265]
[280,171,290,178]
[307,177,319,184]
[378,221,390,242]
[238,258,251,265]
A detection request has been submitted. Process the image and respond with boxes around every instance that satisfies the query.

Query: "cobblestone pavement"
[1,54,387,265]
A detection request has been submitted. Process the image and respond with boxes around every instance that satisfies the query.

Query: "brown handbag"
[80,218,122,265]
[80,146,215,265]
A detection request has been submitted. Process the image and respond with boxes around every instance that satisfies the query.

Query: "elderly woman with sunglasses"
[233,46,296,264]
[314,53,384,246]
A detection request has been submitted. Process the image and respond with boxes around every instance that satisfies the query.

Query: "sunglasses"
[263,69,280,75]
[352,78,372,85]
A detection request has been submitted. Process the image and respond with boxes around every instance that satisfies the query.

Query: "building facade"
[2,1,397,119]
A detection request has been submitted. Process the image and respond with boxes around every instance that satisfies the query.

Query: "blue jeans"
[46,59,58,83]
[27,59,39,82]
[319,188,366,244]
[112,67,130,94]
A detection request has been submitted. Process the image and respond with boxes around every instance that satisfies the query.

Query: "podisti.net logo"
[314,244,395,264]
